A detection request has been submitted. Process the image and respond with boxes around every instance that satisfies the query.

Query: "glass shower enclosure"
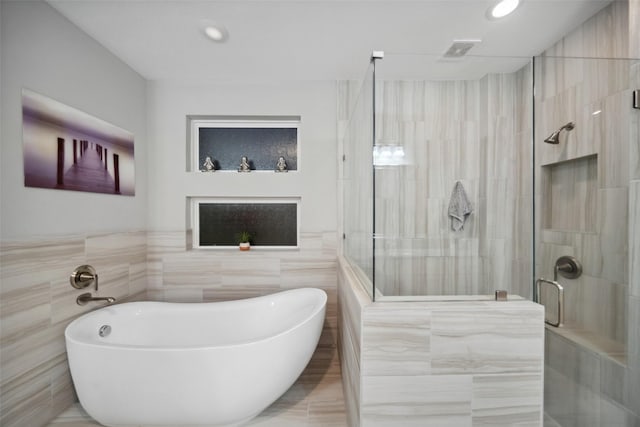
[341,51,640,425]
[342,52,535,301]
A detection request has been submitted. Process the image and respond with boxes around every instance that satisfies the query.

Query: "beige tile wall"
[0,231,147,427]
[338,62,533,300]
[337,260,369,426]
[538,1,640,424]
[147,229,342,410]
[535,1,633,348]
[1,230,340,427]
[338,257,544,426]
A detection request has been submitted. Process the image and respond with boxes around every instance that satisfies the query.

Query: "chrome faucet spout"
[76,292,116,306]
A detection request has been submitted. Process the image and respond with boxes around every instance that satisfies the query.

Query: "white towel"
[448,181,473,231]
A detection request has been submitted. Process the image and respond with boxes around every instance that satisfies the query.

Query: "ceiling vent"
[443,39,481,58]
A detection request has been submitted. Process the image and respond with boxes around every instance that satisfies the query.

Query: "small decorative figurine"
[275,156,288,172]
[238,156,251,172]
[202,156,215,172]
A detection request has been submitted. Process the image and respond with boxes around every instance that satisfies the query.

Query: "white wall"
[0,1,147,239]
[146,80,337,233]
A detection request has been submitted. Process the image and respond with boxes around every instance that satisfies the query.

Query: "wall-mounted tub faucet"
[76,292,116,306]
[70,265,99,291]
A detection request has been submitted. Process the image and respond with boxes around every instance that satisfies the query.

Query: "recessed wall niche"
[190,197,300,249]
[542,154,597,232]
[187,116,299,172]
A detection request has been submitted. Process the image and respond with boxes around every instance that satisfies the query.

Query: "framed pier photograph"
[21,88,135,196]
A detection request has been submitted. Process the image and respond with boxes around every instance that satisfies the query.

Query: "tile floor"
[48,347,347,427]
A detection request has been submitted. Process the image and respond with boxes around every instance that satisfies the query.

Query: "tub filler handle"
[76,293,116,306]
[70,265,99,291]
[535,278,564,327]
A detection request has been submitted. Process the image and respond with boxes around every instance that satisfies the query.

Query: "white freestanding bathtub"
[65,288,327,426]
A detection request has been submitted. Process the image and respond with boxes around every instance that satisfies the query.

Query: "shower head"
[544,130,561,144]
[544,122,575,144]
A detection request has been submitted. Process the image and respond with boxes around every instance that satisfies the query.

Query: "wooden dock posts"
[113,154,120,194]
[56,137,64,186]
[54,136,121,194]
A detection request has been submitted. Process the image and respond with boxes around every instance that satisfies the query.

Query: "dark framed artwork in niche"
[198,203,298,247]
[198,127,297,171]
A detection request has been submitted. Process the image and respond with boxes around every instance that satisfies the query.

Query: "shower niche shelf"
[187,115,300,173]
[541,154,597,233]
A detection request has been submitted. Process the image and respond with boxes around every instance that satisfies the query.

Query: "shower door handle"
[535,278,564,327]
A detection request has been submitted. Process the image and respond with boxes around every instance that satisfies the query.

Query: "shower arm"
[559,122,575,132]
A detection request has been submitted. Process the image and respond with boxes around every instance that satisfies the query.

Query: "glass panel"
[534,55,638,426]
[534,55,635,355]
[343,64,375,298]
[372,53,534,299]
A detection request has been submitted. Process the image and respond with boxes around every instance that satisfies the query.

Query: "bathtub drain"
[98,325,111,337]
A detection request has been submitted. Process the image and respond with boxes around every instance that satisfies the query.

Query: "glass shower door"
[534,55,639,426]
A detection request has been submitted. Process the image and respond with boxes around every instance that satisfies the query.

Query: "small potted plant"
[237,231,252,251]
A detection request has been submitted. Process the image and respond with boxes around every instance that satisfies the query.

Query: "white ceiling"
[47,0,613,83]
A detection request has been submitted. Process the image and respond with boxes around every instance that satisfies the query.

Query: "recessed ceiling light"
[203,24,228,42]
[487,0,521,20]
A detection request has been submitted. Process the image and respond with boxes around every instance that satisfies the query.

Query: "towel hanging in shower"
[447,181,473,231]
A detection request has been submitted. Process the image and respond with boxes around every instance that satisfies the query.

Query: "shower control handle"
[70,265,99,291]
[554,256,582,281]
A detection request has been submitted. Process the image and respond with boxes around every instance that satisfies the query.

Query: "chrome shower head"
[544,130,561,144]
[544,122,575,144]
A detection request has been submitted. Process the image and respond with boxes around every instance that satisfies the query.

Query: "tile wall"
[628,0,640,423]
[0,232,147,427]
[146,230,342,413]
[535,1,640,425]
[535,0,631,345]
[338,257,545,426]
[1,230,340,427]
[338,61,533,300]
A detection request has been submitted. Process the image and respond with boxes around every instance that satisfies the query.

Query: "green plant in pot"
[237,231,252,251]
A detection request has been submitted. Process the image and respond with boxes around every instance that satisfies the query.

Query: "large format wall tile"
[362,305,431,376]
[471,374,542,426]
[337,260,368,427]
[148,230,341,423]
[430,303,544,375]
[537,6,640,424]
[535,6,635,393]
[0,232,147,427]
[338,258,544,427]
[361,374,473,427]
[631,180,640,298]
[359,70,531,299]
